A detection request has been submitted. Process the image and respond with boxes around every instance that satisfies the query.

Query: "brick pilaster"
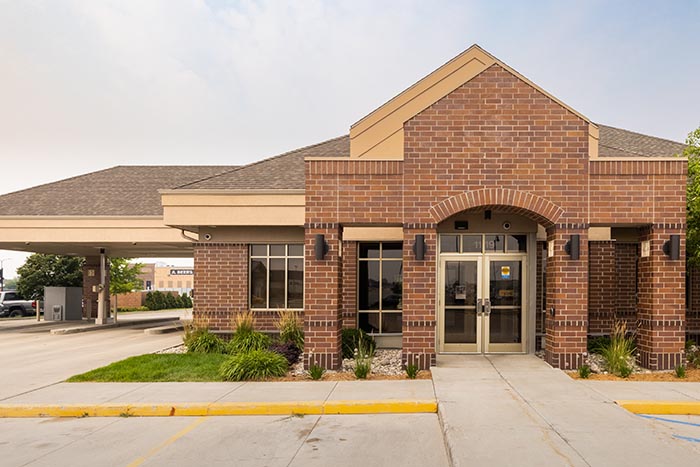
[545,226,588,369]
[637,226,685,370]
[304,225,342,370]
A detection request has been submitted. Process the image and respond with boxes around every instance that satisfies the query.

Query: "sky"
[0,0,699,278]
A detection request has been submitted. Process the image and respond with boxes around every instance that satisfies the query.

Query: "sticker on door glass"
[455,285,466,300]
[501,266,511,279]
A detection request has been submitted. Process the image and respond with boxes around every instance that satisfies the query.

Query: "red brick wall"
[193,243,248,332]
[82,256,109,319]
[535,241,546,350]
[615,242,638,329]
[588,241,616,335]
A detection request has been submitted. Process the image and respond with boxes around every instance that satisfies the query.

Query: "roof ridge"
[174,135,348,190]
[598,123,686,147]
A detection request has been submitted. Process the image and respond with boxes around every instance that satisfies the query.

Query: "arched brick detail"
[429,188,564,227]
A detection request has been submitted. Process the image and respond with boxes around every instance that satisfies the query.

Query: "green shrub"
[185,328,226,354]
[405,363,419,379]
[180,293,193,308]
[164,293,178,309]
[341,328,376,359]
[353,336,372,379]
[117,306,149,312]
[227,331,271,354]
[276,310,304,350]
[578,364,592,379]
[675,364,687,379]
[309,364,325,380]
[599,321,635,377]
[219,350,288,381]
[619,364,632,378]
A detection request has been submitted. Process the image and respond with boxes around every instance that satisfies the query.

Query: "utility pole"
[0,258,10,292]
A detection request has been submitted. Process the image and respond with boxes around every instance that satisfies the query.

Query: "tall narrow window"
[358,242,403,334]
[250,244,304,309]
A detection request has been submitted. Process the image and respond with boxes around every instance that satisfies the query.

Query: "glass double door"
[440,255,525,353]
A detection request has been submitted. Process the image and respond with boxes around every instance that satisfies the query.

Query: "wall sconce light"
[663,235,680,260]
[314,234,328,260]
[564,234,580,260]
[413,234,425,260]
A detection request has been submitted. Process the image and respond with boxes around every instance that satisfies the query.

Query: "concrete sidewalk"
[0,380,437,417]
[433,355,700,466]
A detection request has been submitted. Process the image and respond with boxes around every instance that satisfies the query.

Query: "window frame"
[249,244,304,310]
[357,242,403,335]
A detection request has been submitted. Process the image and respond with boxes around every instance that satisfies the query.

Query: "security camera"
[203,233,212,241]
[502,222,511,231]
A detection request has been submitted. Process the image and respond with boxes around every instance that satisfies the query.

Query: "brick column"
[304,224,342,370]
[82,256,110,319]
[193,242,248,331]
[637,226,685,370]
[588,241,616,335]
[402,225,437,370]
[545,226,588,369]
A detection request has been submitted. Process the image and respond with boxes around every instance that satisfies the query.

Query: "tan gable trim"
[349,44,596,160]
[342,226,404,241]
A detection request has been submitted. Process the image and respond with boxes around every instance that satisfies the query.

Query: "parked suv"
[0,291,37,318]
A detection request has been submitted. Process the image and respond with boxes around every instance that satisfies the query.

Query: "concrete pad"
[290,414,449,467]
[106,382,243,403]
[217,381,336,402]
[327,380,435,401]
[4,382,149,404]
[582,380,700,401]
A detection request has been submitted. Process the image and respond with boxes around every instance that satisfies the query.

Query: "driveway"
[0,313,182,400]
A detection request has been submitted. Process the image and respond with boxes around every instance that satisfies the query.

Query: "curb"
[50,318,179,335]
[616,400,700,415]
[0,399,437,418]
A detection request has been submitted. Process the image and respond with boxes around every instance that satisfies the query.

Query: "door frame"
[436,238,530,354]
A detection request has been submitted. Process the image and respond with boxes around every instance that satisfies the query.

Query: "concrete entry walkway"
[432,354,700,466]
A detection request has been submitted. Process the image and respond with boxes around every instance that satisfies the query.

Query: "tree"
[109,258,143,320]
[686,127,700,266]
[16,254,84,300]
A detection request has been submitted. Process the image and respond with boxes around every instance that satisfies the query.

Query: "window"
[250,244,304,309]
[440,234,527,254]
[358,242,402,334]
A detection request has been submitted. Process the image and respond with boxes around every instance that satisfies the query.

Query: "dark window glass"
[381,261,403,310]
[506,235,527,252]
[4,293,18,301]
[359,243,380,259]
[287,258,304,308]
[288,244,304,257]
[250,259,267,308]
[382,313,402,333]
[484,235,505,252]
[462,235,483,253]
[382,242,403,258]
[359,261,380,309]
[359,312,380,334]
[270,245,286,256]
[440,235,459,253]
[251,245,267,256]
[269,258,285,308]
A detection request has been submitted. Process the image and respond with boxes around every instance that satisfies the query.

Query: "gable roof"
[175,135,349,191]
[598,125,686,158]
[0,166,235,216]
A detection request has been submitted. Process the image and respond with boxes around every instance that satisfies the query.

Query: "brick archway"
[429,188,564,227]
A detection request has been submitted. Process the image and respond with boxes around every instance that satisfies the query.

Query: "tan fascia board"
[349,44,596,160]
[161,191,305,227]
[0,216,186,243]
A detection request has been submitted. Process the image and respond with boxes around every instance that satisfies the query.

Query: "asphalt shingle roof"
[0,166,235,216]
[598,124,686,158]
[176,135,349,191]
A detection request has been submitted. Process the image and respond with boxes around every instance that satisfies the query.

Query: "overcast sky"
[1,0,699,278]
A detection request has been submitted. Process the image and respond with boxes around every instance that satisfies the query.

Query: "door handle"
[483,298,491,315]
[477,298,483,315]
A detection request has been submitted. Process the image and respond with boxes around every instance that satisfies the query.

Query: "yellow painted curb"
[616,400,700,415]
[0,399,437,418]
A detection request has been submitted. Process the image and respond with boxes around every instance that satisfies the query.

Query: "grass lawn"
[67,353,229,382]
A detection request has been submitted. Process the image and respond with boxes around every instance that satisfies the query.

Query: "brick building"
[0,45,689,369]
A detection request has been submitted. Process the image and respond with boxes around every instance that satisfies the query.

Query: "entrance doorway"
[438,234,527,353]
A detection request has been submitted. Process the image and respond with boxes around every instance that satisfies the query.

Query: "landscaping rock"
[155,344,186,354]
